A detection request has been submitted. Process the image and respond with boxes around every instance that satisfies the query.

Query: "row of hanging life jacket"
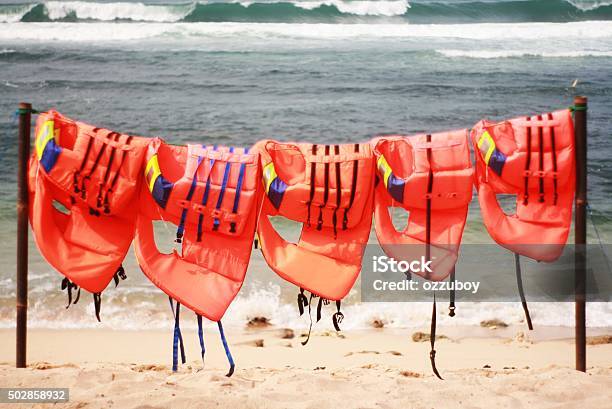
[28,108,576,377]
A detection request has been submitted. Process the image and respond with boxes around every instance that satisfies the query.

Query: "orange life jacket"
[372,131,474,281]
[471,109,575,262]
[28,111,148,317]
[134,138,260,322]
[254,140,375,334]
[134,139,259,375]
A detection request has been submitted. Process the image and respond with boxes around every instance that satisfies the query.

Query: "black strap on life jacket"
[80,132,112,207]
[112,264,127,288]
[316,297,329,322]
[424,134,442,379]
[514,253,533,330]
[537,115,545,203]
[102,135,133,214]
[297,287,309,316]
[429,294,443,379]
[73,134,95,196]
[93,292,102,322]
[332,145,341,238]
[425,134,433,280]
[96,132,120,210]
[449,266,456,317]
[301,293,315,346]
[332,300,344,331]
[307,145,318,227]
[73,287,81,305]
[343,143,360,230]
[548,113,558,205]
[523,117,532,205]
[169,297,186,371]
[60,277,79,309]
[317,145,330,231]
[217,320,235,377]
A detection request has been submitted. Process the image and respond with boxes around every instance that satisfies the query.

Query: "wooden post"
[573,96,587,372]
[16,102,31,368]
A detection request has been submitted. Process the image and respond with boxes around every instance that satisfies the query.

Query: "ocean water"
[0,0,611,331]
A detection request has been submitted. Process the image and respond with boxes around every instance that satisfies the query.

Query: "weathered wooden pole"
[573,96,587,372]
[16,102,31,368]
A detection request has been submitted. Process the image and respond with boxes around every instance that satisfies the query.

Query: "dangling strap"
[301,293,315,346]
[449,266,456,317]
[297,287,309,316]
[548,113,558,205]
[213,146,234,231]
[537,115,545,203]
[523,117,532,205]
[169,298,186,371]
[197,314,206,364]
[217,321,235,377]
[317,145,330,231]
[307,145,318,227]
[425,134,434,280]
[332,145,341,238]
[176,153,204,243]
[425,138,442,379]
[74,287,80,305]
[61,277,79,309]
[230,147,248,233]
[97,132,120,209]
[343,143,360,230]
[197,145,218,241]
[93,292,102,322]
[316,297,324,322]
[429,294,443,379]
[102,135,133,214]
[112,264,127,287]
[514,253,533,331]
[332,300,344,331]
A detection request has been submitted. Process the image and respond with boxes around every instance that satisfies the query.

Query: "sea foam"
[2,21,612,43]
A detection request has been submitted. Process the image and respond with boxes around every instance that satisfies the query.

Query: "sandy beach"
[1,325,611,409]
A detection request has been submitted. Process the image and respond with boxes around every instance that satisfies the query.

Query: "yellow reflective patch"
[262,162,277,194]
[35,120,56,161]
[477,131,496,165]
[144,154,161,192]
[377,155,392,188]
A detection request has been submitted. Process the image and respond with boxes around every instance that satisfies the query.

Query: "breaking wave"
[1,0,612,24]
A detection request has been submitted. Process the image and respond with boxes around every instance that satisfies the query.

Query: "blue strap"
[197,314,206,363]
[169,297,186,371]
[176,154,204,243]
[217,320,235,377]
[213,147,234,231]
[197,145,218,241]
[230,148,248,233]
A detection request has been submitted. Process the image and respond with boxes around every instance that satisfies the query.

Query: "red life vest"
[372,131,474,281]
[471,109,575,261]
[254,141,375,303]
[29,111,148,314]
[134,138,260,322]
